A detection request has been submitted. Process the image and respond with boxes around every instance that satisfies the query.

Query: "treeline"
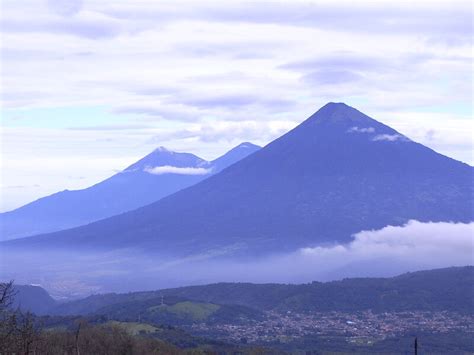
[1,281,173,354]
[1,317,180,354]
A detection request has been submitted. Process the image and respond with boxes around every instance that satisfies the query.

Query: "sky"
[0,0,472,212]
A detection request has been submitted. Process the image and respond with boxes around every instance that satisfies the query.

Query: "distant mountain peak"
[322,101,350,109]
[124,147,206,172]
[211,142,261,171]
[153,146,173,154]
[236,142,260,149]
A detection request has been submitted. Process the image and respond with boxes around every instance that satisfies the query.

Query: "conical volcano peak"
[310,102,373,125]
[321,101,351,111]
[275,102,410,150]
[294,102,403,139]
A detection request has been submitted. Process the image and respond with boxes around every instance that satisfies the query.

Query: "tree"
[16,311,41,354]
[0,280,15,311]
[0,280,17,350]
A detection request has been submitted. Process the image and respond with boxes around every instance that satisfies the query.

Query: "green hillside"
[54,266,474,316]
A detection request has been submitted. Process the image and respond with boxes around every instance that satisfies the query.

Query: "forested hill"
[52,266,473,316]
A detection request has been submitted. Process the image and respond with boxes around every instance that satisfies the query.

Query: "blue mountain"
[0,142,260,240]
[4,103,472,255]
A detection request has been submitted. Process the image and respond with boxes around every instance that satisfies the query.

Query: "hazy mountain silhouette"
[13,284,57,315]
[0,142,260,240]
[4,103,472,255]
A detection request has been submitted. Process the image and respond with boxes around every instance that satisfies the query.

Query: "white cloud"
[106,220,474,285]
[372,133,408,142]
[47,0,84,17]
[149,220,474,284]
[296,220,474,278]
[347,126,375,133]
[143,165,212,175]
[304,220,473,259]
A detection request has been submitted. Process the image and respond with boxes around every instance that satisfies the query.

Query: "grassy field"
[106,320,161,335]
[148,301,220,321]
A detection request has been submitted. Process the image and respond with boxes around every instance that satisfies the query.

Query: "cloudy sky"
[0,0,472,211]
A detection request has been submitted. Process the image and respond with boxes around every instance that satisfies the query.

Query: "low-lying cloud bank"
[1,220,472,298]
[297,220,474,278]
[304,220,473,261]
[161,220,473,285]
[144,165,212,175]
